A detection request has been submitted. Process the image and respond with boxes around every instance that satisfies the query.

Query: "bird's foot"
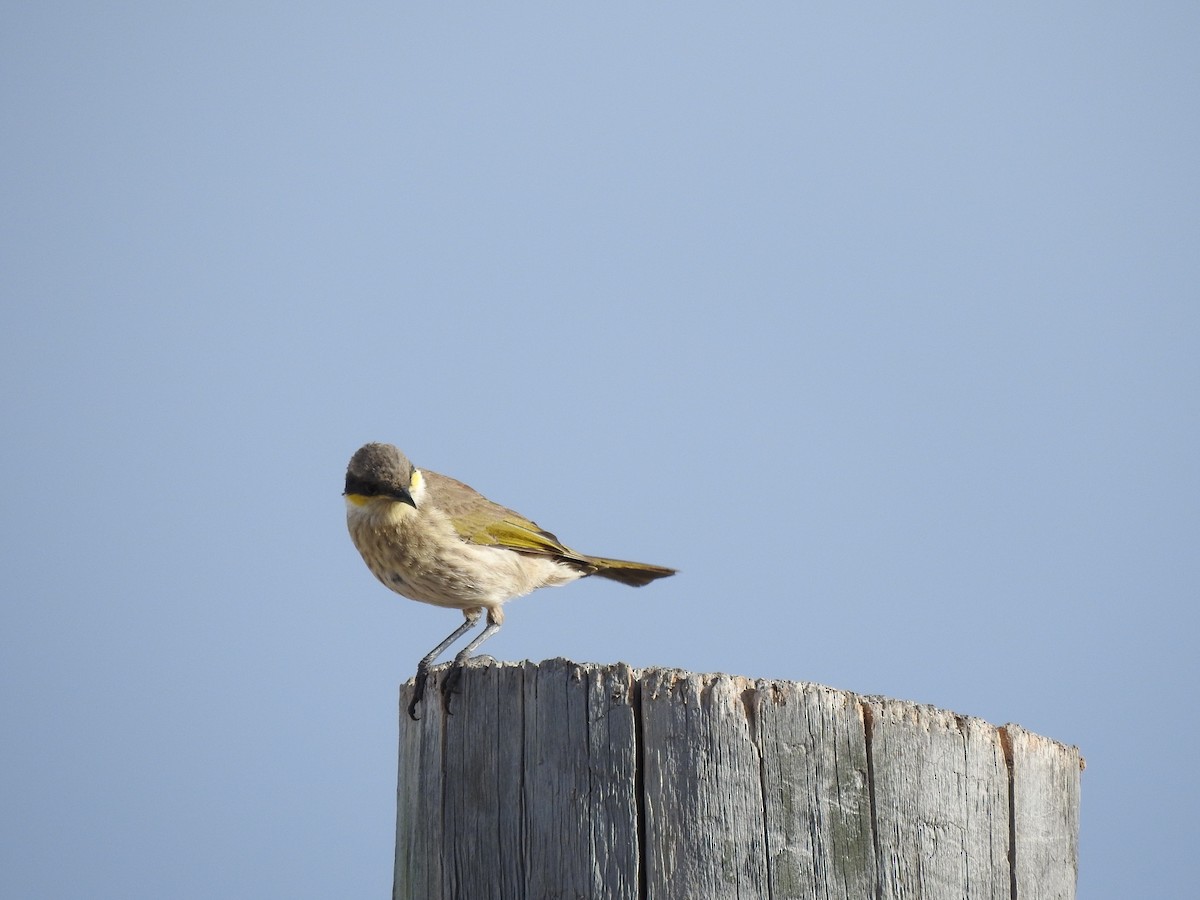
[440,661,464,715]
[408,667,430,720]
[439,655,498,715]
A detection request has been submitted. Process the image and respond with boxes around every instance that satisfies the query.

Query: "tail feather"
[584,556,676,587]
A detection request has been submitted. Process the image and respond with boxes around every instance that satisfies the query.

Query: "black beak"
[385,486,417,507]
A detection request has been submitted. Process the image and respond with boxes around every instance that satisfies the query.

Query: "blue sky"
[3,4,1196,897]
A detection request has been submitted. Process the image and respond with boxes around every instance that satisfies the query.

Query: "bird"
[344,442,675,718]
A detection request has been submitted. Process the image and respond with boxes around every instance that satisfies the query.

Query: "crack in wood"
[999,725,1018,900]
[631,675,648,900]
[860,700,884,900]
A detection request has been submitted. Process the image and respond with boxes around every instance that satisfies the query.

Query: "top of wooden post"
[395,658,1082,900]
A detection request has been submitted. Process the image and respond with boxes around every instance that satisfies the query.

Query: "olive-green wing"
[423,469,677,586]
[423,470,579,559]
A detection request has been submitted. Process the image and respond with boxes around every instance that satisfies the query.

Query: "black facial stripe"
[344,473,380,496]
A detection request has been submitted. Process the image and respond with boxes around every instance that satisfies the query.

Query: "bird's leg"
[408,610,481,720]
[441,606,504,715]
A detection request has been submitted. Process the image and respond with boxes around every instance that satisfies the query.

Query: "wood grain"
[394,659,1081,900]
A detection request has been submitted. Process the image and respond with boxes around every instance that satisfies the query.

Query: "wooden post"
[394,658,1081,900]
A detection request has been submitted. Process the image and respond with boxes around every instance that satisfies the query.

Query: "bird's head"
[344,442,424,510]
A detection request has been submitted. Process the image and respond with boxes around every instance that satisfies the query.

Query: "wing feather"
[423,470,577,558]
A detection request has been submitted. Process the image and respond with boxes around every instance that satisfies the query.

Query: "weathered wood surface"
[394,659,1082,900]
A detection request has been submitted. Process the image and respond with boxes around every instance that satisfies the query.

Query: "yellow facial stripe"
[345,493,370,506]
[410,469,423,492]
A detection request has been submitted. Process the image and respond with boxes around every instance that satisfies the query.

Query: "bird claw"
[408,667,429,720]
[440,663,464,715]
[409,655,494,720]
[408,662,467,719]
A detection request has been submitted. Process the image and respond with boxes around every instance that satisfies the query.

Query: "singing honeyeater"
[344,442,675,718]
